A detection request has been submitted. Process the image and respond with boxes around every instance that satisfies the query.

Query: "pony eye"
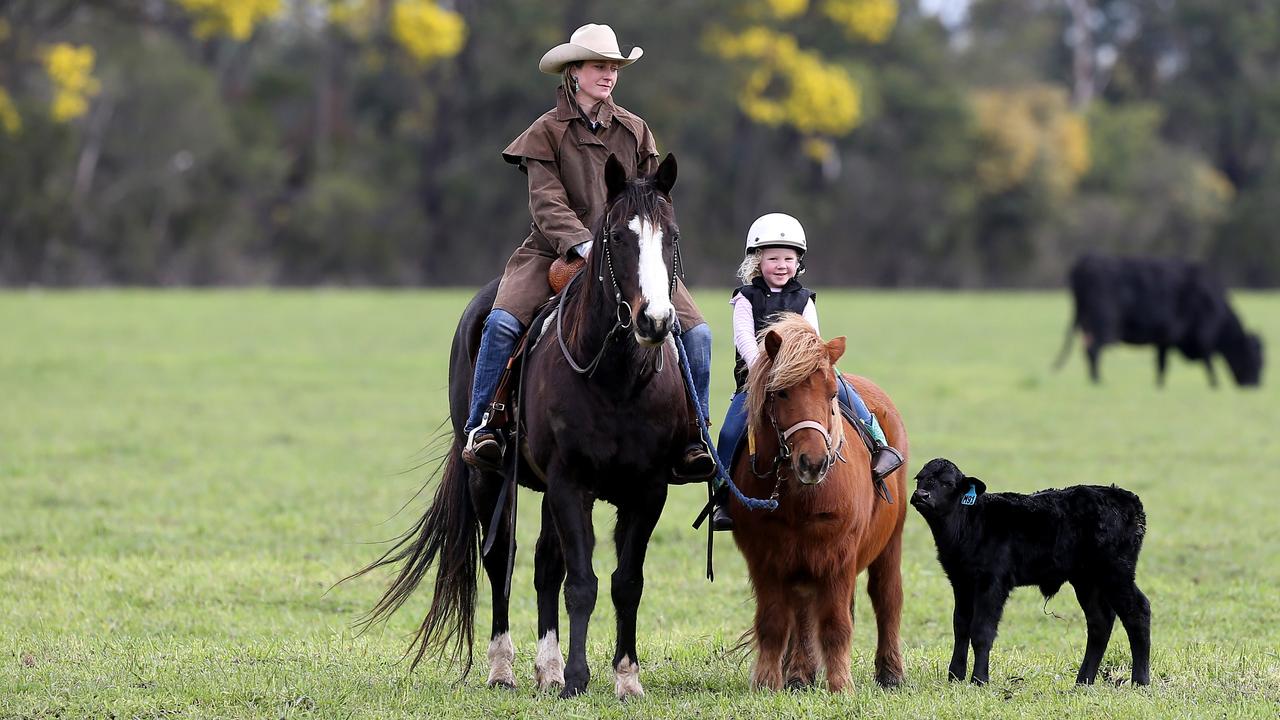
[777,390,789,400]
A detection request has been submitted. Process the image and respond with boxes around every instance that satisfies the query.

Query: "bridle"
[557,197,682,377]
[752,389,846,490]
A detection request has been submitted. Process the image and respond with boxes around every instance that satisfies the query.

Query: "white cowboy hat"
[539,24,643,75]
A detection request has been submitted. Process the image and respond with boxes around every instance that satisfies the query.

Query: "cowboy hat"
[539,24,643,75]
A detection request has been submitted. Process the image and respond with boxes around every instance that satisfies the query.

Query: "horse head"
[748,314,847,485]
[599,153,679,347]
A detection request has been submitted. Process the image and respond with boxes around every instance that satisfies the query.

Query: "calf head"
[910,458,986,519]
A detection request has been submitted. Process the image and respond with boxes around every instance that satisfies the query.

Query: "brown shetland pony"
[729,314,909,692]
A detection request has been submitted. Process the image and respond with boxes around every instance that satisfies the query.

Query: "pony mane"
[745,313,835,437]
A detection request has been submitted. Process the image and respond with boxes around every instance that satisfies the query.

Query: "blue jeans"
[465,308,524,433]
[682,322,712,424]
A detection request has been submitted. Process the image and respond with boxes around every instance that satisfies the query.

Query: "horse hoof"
[558,684,586,700]
[487,679,517,691]
[614,658,645,700]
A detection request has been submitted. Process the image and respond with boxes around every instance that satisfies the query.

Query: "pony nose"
[795,453,826,485]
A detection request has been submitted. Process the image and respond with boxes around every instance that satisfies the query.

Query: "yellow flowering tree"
[390,0,467,66]
[173,0,283,41]
[40,43,101,122]
[705,0,898,167]
[972,85,1091,199]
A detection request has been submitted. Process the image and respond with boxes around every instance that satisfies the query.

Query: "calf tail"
[1052,310,1078,371]
[1109,487,1147,565]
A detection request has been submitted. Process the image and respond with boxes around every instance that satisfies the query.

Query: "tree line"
[2,0,1277,288]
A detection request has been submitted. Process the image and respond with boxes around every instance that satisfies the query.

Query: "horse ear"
[764,330,783,360]
[605,154,627,202]
[826,336,847,365]
[653,153,677,196]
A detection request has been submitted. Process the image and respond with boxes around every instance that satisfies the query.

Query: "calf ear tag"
[961,484,978,506]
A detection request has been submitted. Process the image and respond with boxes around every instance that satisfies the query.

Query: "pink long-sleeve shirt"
[731,291,819,369]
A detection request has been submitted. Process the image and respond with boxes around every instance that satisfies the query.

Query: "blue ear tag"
[961,484,977,506]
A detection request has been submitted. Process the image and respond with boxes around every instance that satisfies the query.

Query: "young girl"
[461,24,714,478]
[712,212,904,530]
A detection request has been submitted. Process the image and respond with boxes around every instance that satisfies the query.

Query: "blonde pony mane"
[745,313,840,440]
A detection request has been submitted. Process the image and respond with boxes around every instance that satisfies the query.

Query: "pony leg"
[1072,581,1116,685]
[533,497,566,691]
[814,571,856,693]
[473,470,517,689]
[782,595,819,689]
[749,581,793,691]
[866,532,905,687]
[546,476,597,698]
[609,486,667,700]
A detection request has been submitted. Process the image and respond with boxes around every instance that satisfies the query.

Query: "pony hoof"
[875,672,904,689]
[785,677,815,691]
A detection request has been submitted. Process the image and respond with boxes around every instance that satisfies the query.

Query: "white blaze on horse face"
[629,215,674,323]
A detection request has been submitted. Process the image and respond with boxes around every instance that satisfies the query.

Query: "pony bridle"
[764,392,846,486]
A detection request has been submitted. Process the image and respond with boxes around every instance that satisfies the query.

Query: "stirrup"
[671,441,717,484]
[463,426,504,472]
[871,445,904,485]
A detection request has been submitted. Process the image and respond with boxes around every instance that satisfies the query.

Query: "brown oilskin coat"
[494,87,703,329]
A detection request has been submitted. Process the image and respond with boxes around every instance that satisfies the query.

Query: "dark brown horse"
[347,155,689,699]
[729,314,909,692]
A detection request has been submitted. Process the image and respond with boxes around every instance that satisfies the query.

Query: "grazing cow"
[1054,254,1264,387]
[910,458,1151,686]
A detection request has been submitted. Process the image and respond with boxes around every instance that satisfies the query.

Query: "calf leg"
[533,498,566,691]
[1073,582,1116,684]
[609,486,666,700]
[1106,581,1152,686]
[866,532,905,687]
[546,477,597,698]
[749,582,793,691]
[947,583,974,682]
[968,585,1011,685]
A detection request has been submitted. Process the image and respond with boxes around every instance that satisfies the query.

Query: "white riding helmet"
[744,212,806,255]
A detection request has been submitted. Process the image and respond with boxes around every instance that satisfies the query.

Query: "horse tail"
[343,438,480,675]
[1052,309,1078,371]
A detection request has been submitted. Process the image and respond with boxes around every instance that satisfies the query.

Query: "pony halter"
[758,393,846,486]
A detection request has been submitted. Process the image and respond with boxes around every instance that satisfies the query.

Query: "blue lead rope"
[672,329,779,513]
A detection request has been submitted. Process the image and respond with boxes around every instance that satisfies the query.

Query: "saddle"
[481,256,587,432]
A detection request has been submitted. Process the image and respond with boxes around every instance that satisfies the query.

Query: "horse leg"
[1072,581,1116,685]
[472,470,516,689]
[782,594,819,690]
[533,497,566,691]
[813,570,856,692]
[609,487,666,700]
[546,476,597,698]
[866,532,905,687]
[749,580,793,691]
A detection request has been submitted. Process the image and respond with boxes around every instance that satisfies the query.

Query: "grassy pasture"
[2,289,1278,719]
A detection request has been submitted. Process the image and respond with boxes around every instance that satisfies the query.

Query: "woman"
[462,24,714,479]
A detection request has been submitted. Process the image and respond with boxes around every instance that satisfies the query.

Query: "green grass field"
[2,290,1278,719]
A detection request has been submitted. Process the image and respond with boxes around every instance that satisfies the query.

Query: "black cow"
[1054,254,1264,387]
[910,458,1151,686]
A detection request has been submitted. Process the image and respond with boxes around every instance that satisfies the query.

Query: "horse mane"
[745,313,836,438]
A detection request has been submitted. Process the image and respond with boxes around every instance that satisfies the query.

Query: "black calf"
[910,458,1151,686]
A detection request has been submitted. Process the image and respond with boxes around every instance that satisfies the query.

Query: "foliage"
[173,0,283,41]
[39,43,100,122]
[972,85,1090,199]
